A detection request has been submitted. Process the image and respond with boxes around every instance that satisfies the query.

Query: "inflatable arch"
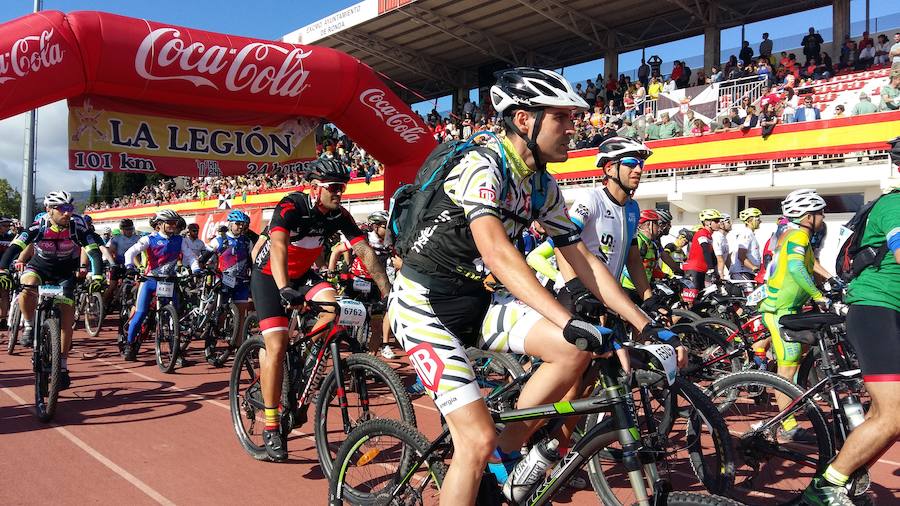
[0,10,436,200]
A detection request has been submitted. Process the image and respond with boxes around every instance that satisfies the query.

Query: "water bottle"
[842,395,865,431]
[502,439,560,503]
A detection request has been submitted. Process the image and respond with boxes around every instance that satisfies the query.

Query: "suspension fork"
[327,338,358,432]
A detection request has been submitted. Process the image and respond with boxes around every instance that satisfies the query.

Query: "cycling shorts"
[843,304,900,382]
[388,268,490,415]
[222,281,251,304]
[250,268,333,336]
[21,264,76,306]
[762,310,803,366]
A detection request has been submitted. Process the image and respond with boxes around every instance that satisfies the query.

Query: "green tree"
[0,178,22,218]
[89,175,98,204]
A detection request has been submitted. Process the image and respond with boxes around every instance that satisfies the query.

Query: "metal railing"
[716,75,768,116]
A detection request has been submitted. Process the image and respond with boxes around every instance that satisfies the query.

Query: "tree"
[0,178,22,218]
[89,175,98,204]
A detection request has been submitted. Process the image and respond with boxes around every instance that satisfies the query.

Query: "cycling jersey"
[183,236,207,259]
[254,192,364,279]
[568,187,639,279]
[760,228,822,313]
[106,233,140,265]
[846,192,900,312]
[0,230,15,257]
[207,232,254,279]
[665,243,686,264]
[0,215,101,275]
[622,231,660,290]
[125,232,200,277]
[683,228,713,272]
[729,224,761,276]
[712,230,730,267]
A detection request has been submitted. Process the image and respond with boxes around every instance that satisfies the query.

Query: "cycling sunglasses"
[52,203,76,213]
[618,157,645,169]
[315,182,347,193]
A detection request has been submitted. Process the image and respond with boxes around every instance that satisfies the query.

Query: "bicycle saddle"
[779,312,844,331]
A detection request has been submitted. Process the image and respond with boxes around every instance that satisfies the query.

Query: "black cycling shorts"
[843,304,900,382]
[250,268,333,336]
[21,263,76,303]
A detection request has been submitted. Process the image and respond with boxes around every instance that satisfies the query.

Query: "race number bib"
[746,285,767,306]
[38,285,64,298]
[222,273,237,288]
[156,281,175,298]
[337,298,367,327]
[636,343,678,385]
[656,282,674,296]
[352,277,372,295]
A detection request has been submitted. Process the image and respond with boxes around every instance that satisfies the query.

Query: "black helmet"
[119,218,134,229]
[305,158,350,183]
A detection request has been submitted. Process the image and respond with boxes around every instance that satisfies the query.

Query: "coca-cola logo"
[359,88,426,143]
[135,28,312,97]
[0,29,65,85]
[201,216,228,241]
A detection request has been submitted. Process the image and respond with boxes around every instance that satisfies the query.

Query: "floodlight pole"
[20,0,42,225]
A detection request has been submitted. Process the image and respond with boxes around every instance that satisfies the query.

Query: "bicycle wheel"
[672,308,703,324]
[315,353,416,480]
[586,375,735,504]
[466,347,526,413]
[208,303,239,368]
[34,318,61,422]
[154,304,180,373]
[705,369,832,505]
[7,301,20,355]
[686,318,745,380]
[330,418,444,506]
[664,492,746,505]
[83,292,105,337]
[229,335,269,460]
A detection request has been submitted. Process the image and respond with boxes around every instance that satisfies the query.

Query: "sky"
[0,0,896,197]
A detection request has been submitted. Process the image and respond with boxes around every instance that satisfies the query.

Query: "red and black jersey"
[254,192,364,279]
[683,227,713,273]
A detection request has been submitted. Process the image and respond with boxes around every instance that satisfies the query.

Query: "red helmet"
[639,209,660,224]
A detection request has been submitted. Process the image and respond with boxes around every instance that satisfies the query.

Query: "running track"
[1,324,897,505]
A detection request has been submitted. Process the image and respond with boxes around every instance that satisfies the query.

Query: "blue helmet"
[227,210,250,223]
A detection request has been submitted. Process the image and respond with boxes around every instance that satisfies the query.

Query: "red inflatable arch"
[0,10,436,200]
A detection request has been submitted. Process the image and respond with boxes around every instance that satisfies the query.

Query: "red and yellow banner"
[550,110,900,179]
[68,95,317,177]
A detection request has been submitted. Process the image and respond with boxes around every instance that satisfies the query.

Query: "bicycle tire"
[209,302,240,368]
[672,308,703,324]
[315,352,416,480]
[586,376,735,504]
[7,302,19,355]
[466,347,526,413]
[35,317,61,422]
[664,492,746,505]
[688,318,745,380]
[330,418,445,506]
[229,335,269,461]
[154,304,180,373]
[706,369,833,505]
[84,292,105,337]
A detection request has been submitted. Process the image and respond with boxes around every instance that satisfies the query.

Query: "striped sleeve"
[445,150,503,222]
[538,177,580,247]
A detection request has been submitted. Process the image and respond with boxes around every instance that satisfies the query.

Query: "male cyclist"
[730,207,762,281]
[104,218,140,306]
[759,189,829,442]
[183,222,207,259]
[712,213,732,279]
[0,192,105,389]
[200,209,254,362]
[0,217,16,328]
[621,209,666,302]
[682,209,723,293]
[803,148,900,505]
[654,209,682,275]
[664,228,692,266]
[390,68,679,505]
[122,209,201,361]
[251,158,390,462]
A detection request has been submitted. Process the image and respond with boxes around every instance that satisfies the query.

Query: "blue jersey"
[125,232,199,277]
[207,233,253,279]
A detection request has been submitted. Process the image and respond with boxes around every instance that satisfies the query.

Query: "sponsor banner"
[194,208,265,241]
[68,95,316,176]
[550,110,900,178]
[282,0,378,45]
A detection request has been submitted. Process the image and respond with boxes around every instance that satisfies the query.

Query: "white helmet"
[490,67,589,114]
[595,137,653,168]
[781,189,826,218]
[721,213,732,221]
[44,191,73,206]
[150,209,181,227]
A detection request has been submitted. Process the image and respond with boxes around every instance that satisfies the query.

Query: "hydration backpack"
[834,189,898,282]
[387,132,548,263]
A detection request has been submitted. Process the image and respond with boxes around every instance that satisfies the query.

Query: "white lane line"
[0,386,176,506]
[875,458,899,467]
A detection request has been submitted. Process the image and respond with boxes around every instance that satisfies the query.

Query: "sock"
[264,406,279,431]
[486,447,521,484]
[23,319,32,329]
[781,415,798,432]
[822,465,849,487]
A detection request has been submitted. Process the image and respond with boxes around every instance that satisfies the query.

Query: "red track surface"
[1,322,897,505]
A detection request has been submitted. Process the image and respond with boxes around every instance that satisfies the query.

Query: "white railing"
[716,75,768,116]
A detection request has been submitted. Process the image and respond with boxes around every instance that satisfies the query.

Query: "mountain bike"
[72,278,105,337]
[115,271,138,355]
[31,283,67,422]
[705,301,872,504]
[330,344,739,506]
[6,271,23,355]
[179,269,241,368]
[229,298,414,480]
[119,274,180,371]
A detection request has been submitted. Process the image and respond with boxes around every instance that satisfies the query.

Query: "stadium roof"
[283,0,831,102]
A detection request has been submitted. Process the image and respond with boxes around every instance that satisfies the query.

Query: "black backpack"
[835,189,898,282]
[387,132,547,262]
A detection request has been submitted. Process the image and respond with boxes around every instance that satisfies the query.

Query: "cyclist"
[654,208,682,275]
[251,158,390,462]
[682,208,723,294]
[730,207,762,281]
[183,222,207,259]
[759,189,829,442]
[712,213,732,279]
[803,148,900,504]
[122,209,201,361]
[0,217,16,328]
[328,210,395,358]
[389,68,679,504]
[77,215,115,277]
[0,191,105,389]
[104,218,140,306]
[200,209,254,360]
[664,228,692,266]
[621,209,666,303]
